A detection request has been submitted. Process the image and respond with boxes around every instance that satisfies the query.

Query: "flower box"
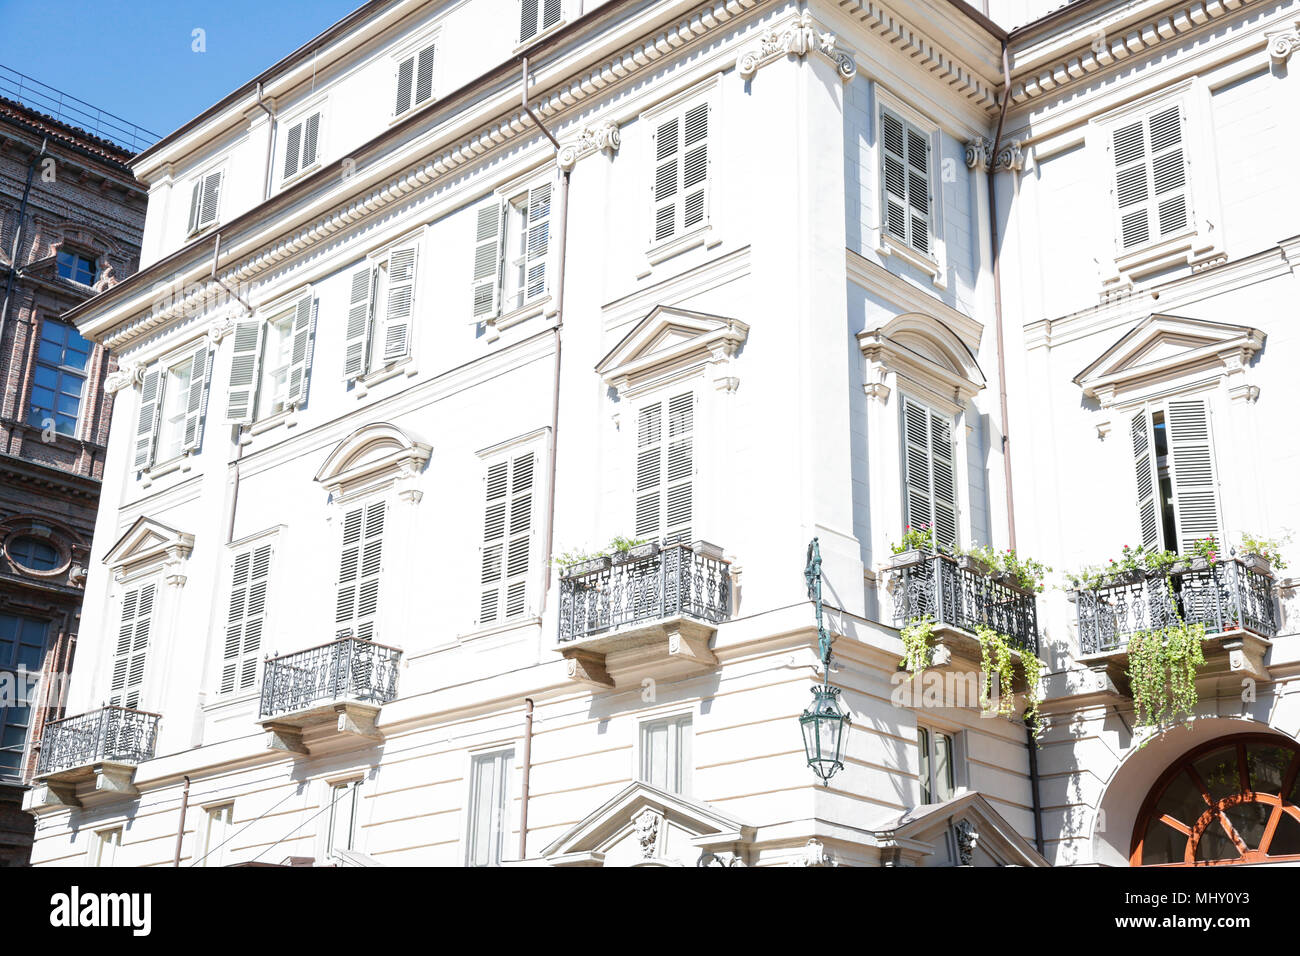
[563,555,611,576]
[611,542,659,565]
[887,548,930,571]
[1241,554,1273,576]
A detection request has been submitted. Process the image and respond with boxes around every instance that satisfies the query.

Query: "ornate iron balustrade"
[259,637,402,721]
[1075,558,1278,655]
[558,542,731,643]
[36,706,159,778]
[890,552,1039,655]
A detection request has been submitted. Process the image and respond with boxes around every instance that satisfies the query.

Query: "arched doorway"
[1131,734,1300,865]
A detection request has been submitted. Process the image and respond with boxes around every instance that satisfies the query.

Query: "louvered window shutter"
[190,171,222,233]
[479,452,535,624]
[336,501,386,641]
[520,0,561,43]
[394,56,415,117]
[881,110,931,255]
[651,103,710,244]
[224,320,264,425]
[301,113,321,169]
[524,183,550,302]
[1113,104,1190,251]
[182,345,210,451]
[472,202,504,321]
[187,179,202,235]
[285,296,316,407]
[380,245,417,363]
[110,583,154,710]
[634,393,694,544]
[901,397,958,551]
[1165,398,1221,552]
[343,264,374,379]
[283,121,302,180]
[394,45,436,117]
[1130,410,1161,549]
[467,749,512,867]
[222,543,272,695]
[134,366,161,470]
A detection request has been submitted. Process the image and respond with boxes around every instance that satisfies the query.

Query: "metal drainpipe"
[518,55,571,860]
[255,82,276,202]
[1,136,47,344]
[987,41,1044,859]
[173,775,191,866]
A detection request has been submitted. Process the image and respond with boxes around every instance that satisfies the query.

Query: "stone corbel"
[736,11,857,83]
[393,461,425,505]
[104,363,144,395]
[207,312,238,346]
[964,137,992,171]
[708,339,742,393]
[557,121,620,172]
[863,362,891,403]
[995,141,1024,172]
[1229,383,1261,404]
[1266,21,1300,66]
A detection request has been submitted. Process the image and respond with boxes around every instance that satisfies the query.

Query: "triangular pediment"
[868,790,1048,867]
[539,781,755,867]
[596,305,749,395]
[102,516,194,572]
[1075,313,1265,403]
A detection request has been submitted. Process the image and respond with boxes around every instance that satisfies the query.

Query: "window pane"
[1193,748,1240,803]
[1193,816,1240,862]
[918,728,931,803]
[1268,813,1300,857]
[1246,744,1293,795]
[1141,818,1187,864]
[935,733,955,802]
[34,365,57,389]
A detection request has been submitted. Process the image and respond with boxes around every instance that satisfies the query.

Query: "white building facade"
[21,0,1300,867]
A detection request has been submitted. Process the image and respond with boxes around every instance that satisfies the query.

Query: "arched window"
[1132,734,1300,865]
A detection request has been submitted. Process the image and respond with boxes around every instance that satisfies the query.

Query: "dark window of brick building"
[8,536,58,572]
[0,614,46,778]
[55,250,97,286]
[28,320,91,436]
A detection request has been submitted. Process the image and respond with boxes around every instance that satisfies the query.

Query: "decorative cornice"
[736,10,857,82]
[1266,19,1300,64]
[557,121,620,172]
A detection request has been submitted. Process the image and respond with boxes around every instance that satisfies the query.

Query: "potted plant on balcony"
[996,548,1050,593]
[959,545,997,577]
[609,535,657,566]
[1187,536,1219,572]
[1063,565,1106,602]
[1239,532,1288,576]
[888,524,936,570]
[556,547,611,576]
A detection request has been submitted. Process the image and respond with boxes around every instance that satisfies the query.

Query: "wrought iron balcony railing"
[259,637,402,721]
[35,706,159,778]
[1075,557,1277,655]
[558,542,731,643]
[890,552,1039,655]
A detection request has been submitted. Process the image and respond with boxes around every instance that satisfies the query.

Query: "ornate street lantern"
[800,538,850,784]
[800,683,849,784]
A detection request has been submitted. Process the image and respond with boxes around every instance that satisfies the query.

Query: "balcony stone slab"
[560,615,718,687]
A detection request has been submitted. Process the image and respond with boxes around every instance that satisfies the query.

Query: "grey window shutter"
[301,113,321,169]
[479,459,509,624]
[664,392,694,544]
[681,103,709,231]
[286,296,316,407]
[222,543,272,695]
[394,56,415,117]
[183,345,210,451]
[343,264,374,379]
[881,111,909,245]
[905,125,931,255]
[542,0,562,31]
[1148,105,1188,238]
[902,397,933,534]
[134,366,162,470]
[381,245,417,363]
[902,397,957,550]
[283,121,303,180]
[197,171,222,231]
[1113,105,1190,252]
[224,319,265,425]
[1166,398,1221,552]
[336,501,385,641]
[187,179,202,234]
[520,0,540,43]
[652,116,680,242]
[472,202,504,321]
[414,45,435,106]
[110,583,154,710]
[929,412,957,550]
[524,183,551,302]
[1130,410,1161,550]
[635,401,663,539]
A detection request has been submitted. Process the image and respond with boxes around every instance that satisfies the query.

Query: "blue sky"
[0,0,362,146]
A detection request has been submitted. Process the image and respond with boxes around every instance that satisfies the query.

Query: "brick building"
[0,85,147,865]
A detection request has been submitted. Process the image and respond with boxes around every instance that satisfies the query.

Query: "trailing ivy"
[974,625,1046,738]
[1126,617,1206,731]
[900,616,935,677]
[1020,651,1045,740]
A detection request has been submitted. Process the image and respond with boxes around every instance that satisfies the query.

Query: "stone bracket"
[1221,636,1271,682]
[265,722,311,755]
[666,623,717,667]
[24,781,81,814]
[335,703,383,739]
[564,649,615,688]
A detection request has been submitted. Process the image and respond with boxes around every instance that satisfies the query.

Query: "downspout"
[255,82,276,202]
[0,136,47,344]
[518,55,571,860]
[987,41,1044,859]
[173,775,191,866]
[210,233,251,546]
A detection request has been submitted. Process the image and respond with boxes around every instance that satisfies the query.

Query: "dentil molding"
[736,11,857,82]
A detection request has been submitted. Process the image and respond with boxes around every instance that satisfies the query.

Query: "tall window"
[91,827,122,867]
[918,726,957,804]
[0,613,45,778]
[135,343,210,470]
[880,108,933,256]
[650,99,710,244]
[393,40,437,118]
[635,392,695,544]
[640,714,692,795]
[56,249,97,286]
[466,749,513,867]
[220,541,273,696]
[29,320,91,436]
[201,804,234,867]
[1110,103,1190,251]
[478,451,535,626]
[519,0,562,44]
[281,111,321,181]
[901,396,958,551]
[336,501,386,641]
[1130,398,1220,553]
[327,780,361,856]
[471,181,552,323]
[187,169,222,235]
[343,244,418,380]
[109,583,154,710]
[224,296,314,425]
[157,355,195,463]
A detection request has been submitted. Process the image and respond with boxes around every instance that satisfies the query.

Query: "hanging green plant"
[899,616,935,676]
[1126,618,1207,731]
[974,625,1046,737]
[1020,650,1045,740]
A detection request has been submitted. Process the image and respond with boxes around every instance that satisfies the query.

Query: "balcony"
[258,636,402,754]
[888,550,1040,674]
[1074,556,1278,683]
[557,541,731,687]
[26,707,159,810]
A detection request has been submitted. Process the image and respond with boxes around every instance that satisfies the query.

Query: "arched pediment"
[858,313,985,409]
[315,423,431,498]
